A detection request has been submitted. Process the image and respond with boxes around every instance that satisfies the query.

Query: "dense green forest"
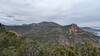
[0,27,100,56]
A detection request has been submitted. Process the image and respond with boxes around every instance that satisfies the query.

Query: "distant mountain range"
[82,27,100,36]
[0,22,100,45]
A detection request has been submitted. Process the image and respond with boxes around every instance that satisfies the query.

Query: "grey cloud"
[0,0,100,27]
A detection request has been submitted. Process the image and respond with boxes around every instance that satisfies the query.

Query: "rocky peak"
[67,24,82,33]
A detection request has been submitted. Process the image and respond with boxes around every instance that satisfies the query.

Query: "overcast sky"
[0,0,100,27]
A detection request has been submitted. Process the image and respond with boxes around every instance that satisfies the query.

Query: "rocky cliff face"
[67,24,82,33]
[65,24,100,45]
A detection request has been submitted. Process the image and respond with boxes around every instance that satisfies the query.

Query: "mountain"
[82,27,100,36]
[6,22,64,42]
[0,23,4,28]
[0,23,3,27]
[4,22,100,45]
[0,23,6,32]
[1,22,100,56]
[65,24,100,45]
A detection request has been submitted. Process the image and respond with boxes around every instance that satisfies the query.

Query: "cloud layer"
[0,0,100,27]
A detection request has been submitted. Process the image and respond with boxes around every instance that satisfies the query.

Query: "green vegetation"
[0,27,100,56]
[0,34,100,56]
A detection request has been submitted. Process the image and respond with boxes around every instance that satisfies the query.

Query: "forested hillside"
[0,23,100,56]
[6,22,100,44]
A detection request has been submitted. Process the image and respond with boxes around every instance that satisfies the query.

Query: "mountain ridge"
[1,22,100,56]
[0,22,100,45]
